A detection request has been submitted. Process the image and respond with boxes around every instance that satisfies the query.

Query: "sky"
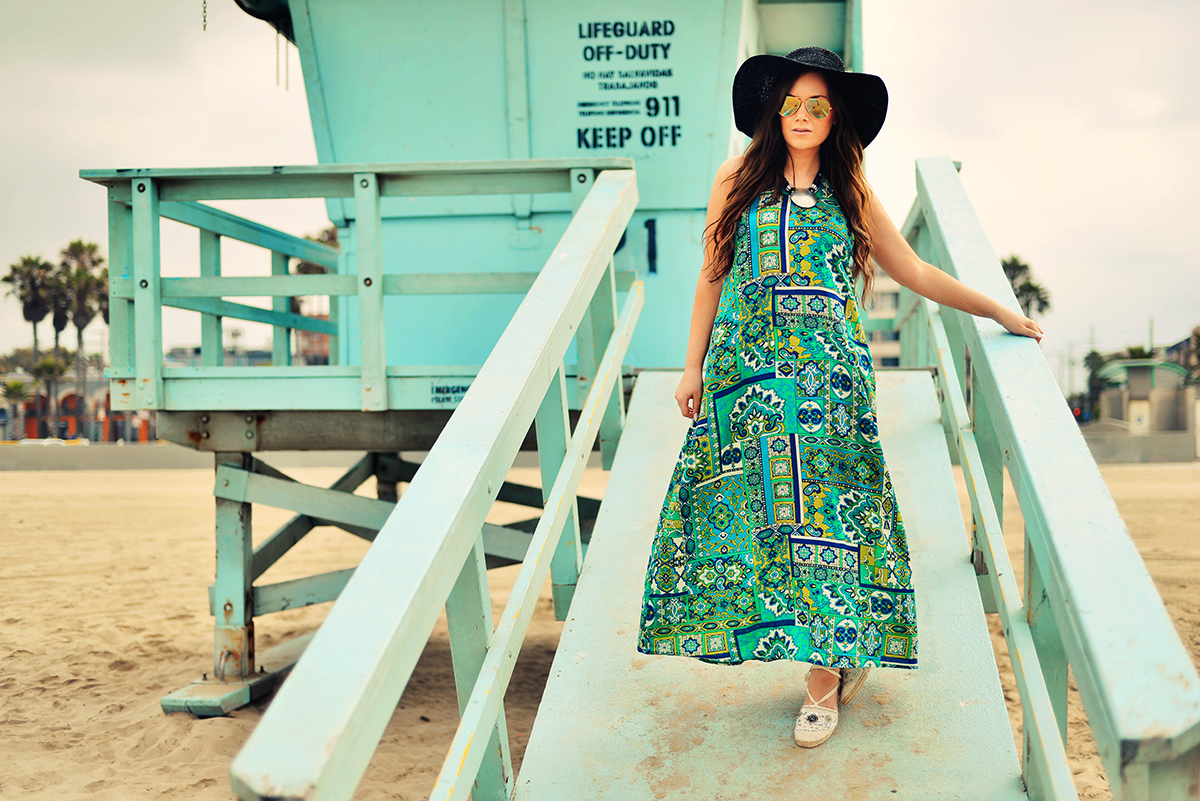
[2,0,1197,395]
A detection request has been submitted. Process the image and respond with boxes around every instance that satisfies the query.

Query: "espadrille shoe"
[794,665,842,747]
[839,666,872,704]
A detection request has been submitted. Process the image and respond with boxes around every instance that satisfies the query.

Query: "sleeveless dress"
[635,175,918,670]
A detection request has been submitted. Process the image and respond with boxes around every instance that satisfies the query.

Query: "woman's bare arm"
[866,187,1044,342]
[674,156,742,418]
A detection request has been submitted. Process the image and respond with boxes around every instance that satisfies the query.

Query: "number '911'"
[645,96,680,117]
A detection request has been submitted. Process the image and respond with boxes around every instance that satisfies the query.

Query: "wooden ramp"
[515,369,1026,801]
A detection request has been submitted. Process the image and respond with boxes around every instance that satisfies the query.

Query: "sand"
[0,459,1196,799]
[952,462,1200,800]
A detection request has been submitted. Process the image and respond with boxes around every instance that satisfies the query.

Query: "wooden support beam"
[534,364,582,619]
[216,465,392,531]
[354,173,387,411]
[445,534,513,801]
[130,177,163,409]
[199,230,223,367]
[212,452,254,681]
[254,569,356,617]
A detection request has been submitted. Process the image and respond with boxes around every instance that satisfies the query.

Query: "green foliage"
[1126,345,1153,359]
[2,380,30,404]
[3,255,54,357]
[30,356,69,383]
[0,346,76,373]
[1000,254,1052,319]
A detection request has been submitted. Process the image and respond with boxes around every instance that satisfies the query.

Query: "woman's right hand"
[674,368,704,419]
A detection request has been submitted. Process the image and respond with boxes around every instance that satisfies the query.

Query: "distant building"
[1082,358,1197,462]
[866,270,901,368]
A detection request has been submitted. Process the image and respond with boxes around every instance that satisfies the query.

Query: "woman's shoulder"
[715,155,744,182]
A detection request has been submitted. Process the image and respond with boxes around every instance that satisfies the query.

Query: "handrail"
[80,157,634,201]
[228,168,640,801]
[86,158,638,412]
[899,157,1200,800]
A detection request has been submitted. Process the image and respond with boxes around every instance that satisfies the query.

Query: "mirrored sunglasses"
[779,95,832,120]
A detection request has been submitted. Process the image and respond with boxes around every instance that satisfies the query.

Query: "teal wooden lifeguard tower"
[81,1,1199,799]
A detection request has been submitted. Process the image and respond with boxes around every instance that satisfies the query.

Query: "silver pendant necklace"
[785,176,819,208]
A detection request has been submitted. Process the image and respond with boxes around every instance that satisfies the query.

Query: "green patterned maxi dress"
[635,175,918,669]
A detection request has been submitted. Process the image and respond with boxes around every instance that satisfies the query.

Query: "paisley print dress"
[635,175,918,669]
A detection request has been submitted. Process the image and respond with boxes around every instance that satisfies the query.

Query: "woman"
[634,47,1043,748]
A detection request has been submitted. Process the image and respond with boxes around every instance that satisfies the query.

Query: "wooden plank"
[160,296,337,335]
[250,455,375,580]
[106,194,136,381]
[516,370,1024,800]
[534,364,582,619]
[216,466,393,531]
[591,259,625,469]
[163,200,338,268]
[199,231,223,367]
[80,157,635,183]
[254,569,356,616]
[85,161,635,203]
[354,173,387,411]
[503,0,533,219]
[432,283,643,801]
[480,522,534,563]
[130,177,163,409]
[380,269,637,296]
[445,534,514,801]
[913,156,1200,784]
[228,169,638,801]
[145,274,356,299]
[271,251,293,367]
[161,633,313,718]
[212,452,254,680]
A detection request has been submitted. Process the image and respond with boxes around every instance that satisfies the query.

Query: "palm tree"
[62,240,107,438]
[30,357,68,438]
[1014,280,1051,319]
[3,255,52,362]
[1001,254,1052,320]
[2,380,30,440]
[43,271,73,435]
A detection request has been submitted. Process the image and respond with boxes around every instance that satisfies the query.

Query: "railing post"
[968,363,1002,615]
[535,364,583,619]
[213,452,254,679]
[445,532,514,801]
[270,250,293,367]
[570,168,595,213]
[107,191,135,396]
[130,177,163,409]
[354,173,387,411]
[1025,533,1068,749]
[591,258,626,468]
[200,230,223,367]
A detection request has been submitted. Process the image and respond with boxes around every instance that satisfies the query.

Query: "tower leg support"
[162,452,308,716]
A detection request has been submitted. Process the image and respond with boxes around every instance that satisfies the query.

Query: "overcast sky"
[3,0,1197,394]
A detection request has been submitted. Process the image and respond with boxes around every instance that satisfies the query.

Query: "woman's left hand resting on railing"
[867,188,1044,344]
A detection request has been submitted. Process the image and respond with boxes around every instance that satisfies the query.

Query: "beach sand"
[1,459,1196,799]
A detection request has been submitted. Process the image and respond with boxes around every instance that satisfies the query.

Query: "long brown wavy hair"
[706,68,875,305]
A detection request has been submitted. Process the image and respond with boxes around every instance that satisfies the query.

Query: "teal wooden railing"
[207,166,641,800]
[80,159,637,414]
[895,157,1200,800]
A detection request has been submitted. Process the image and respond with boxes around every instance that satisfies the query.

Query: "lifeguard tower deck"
[81,1,1200,799]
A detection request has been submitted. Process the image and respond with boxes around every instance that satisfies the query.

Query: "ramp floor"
[515,370,1026,800]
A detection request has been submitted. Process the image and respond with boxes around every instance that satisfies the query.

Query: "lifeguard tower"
[81,1,1200,799]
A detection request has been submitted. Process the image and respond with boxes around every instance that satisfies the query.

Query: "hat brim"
[732,54,888,147]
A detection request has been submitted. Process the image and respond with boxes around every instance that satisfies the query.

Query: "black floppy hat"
[732,46,888,147]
